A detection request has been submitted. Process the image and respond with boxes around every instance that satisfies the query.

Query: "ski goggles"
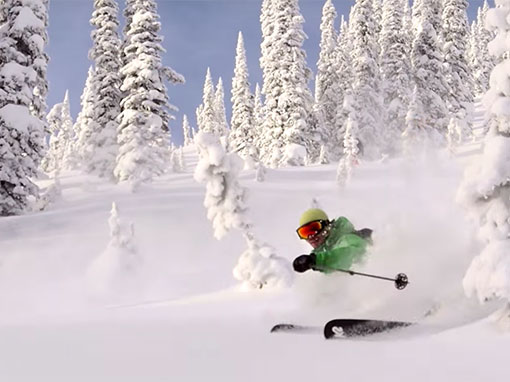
[296,220,329,240]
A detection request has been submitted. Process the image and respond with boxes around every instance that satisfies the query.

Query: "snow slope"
[0,131,509,381]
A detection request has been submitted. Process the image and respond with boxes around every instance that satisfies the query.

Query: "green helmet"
[299,208,329,226]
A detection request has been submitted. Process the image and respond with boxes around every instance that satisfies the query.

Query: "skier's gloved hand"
[293,254,316,273]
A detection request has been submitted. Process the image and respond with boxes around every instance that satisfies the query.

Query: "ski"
[323,318,414,339]
[270,323,321,334]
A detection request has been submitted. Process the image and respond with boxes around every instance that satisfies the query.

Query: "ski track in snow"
[0,123,509,380]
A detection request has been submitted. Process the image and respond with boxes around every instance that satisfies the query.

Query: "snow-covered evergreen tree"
[75,66,100,171]
[197,68,221,135]
[182,114,193,146]
[115,0,184,190]
[403,86,429,157]
[410,2,449,138]
[459,0,510,314]
[29,0,49,121]
[88,0,122,179]
[0,0,47,215]
[332,16,353,158]
[314,0,341,160]
[214,77,229,137]
[42,91,74,173]
[337,91,360,186]
[442,0,473,136]
[41,102,64,174]
[348,0,384,159]
[252,83,264,151]
[87,202,142,296]
[230,32,256,159]
[258,0,317,167]
[379,0,412,155]
[472,1,496,97]
[194,131,292,289]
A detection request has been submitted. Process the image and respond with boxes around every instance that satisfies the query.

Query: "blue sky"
[47,0,487,145]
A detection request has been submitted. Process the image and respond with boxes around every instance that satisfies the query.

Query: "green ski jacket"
[312,217,369,272]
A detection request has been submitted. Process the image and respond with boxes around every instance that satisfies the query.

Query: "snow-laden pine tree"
[41,102,64,174]
[42,91,74,174]
[410,2,449,139]
[0,0,47,215]
[314,0,341,161]
[379,0,412,155]
[230,32,256,159]
[472,1,496,97]
[458,0,510,317]
[88,0,122,179]
[252,83,264,151]
[442,0,473,140]
[214,77,229,137]
[412,0,443,39]
[197,68,221,135]
[59,91,76,170]
[258,0,318,167]
[337,91,360,186]
[115,0,184,190]
[182,114,193,146]
[75,66,100,169]
[194,131,293,289]
[29,0,49,121]
[348,0,384,159]
[402,85,429,157]
[332,16,353,158]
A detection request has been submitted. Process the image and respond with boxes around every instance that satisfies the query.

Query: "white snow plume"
[293,156,476,323]
[86,202,142,300]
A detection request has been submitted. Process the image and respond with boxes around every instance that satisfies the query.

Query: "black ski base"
[270,319,414,339]
[270,323,320,334]
[324,319,413,339]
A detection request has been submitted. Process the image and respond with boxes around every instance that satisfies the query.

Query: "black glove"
[293,254,316,273]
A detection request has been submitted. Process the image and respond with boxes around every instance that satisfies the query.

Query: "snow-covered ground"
[1,127,509,381]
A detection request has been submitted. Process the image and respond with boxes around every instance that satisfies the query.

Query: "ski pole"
[314,266,409,290]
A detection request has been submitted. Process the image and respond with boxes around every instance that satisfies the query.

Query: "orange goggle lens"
[296,220,325,240]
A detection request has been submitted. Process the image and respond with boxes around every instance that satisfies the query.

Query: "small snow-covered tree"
[88,0,122,179]
[402,85,429,157]
[252,83,264,151]
[0,0,48,215]
[214,77,229,137]
[197,68,220,135]
[75,66,100,171]
[115,0,184,189]
[182,114,193,146]
[87,202,141,296]
[41,91,74,173]
[194,131,292,289]
[230,32,256,159]
[458,0,510,316]
[41,102,64,174]
[337,92,360,186]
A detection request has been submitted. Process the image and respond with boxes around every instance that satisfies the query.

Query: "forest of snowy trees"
[0,0,496,216]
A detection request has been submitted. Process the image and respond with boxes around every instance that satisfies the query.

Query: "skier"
[293,208,372,273]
